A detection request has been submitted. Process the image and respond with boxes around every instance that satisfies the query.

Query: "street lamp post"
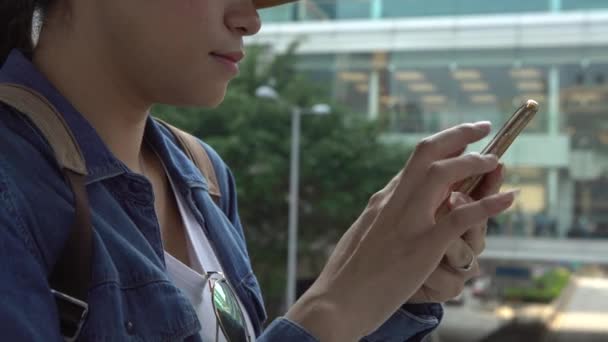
[256,86,330,311]
[286,105,301,310]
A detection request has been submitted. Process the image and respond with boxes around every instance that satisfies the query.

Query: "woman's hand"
[409,163,506,303]
[286,122,517,341]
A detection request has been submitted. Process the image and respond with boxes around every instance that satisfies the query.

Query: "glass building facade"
[260,0,608,22]
[252,2,608,239]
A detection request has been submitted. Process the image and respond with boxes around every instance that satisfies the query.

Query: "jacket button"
[125,321,135,335]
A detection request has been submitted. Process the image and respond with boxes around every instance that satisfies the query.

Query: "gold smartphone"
[455,99,539,195]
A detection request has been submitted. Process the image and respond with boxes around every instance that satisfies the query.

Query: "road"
[434,276,608,342]
[545,277,608,342]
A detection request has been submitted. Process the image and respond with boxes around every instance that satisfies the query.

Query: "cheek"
[113,2,213,70]
[154,0,221,58]
[106,0,229,106]
[170,0,217,27]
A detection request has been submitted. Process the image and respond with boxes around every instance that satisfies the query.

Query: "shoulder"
[196,139,239,213]
[0,103,63,198]
[0,103,56,159]
[153,120,238,211]
[0,103,64,181]
[153,119,233,188]
[198,139,230,180]
[0,104,65,269]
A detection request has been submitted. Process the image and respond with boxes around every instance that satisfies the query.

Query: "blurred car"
[472,276,492,299]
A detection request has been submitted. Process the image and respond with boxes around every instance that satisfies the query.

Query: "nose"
[225,2,262,36]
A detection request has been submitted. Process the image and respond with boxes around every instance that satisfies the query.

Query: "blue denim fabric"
[0,49,442,341]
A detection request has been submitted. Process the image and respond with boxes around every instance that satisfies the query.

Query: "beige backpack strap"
[155,119,222,204]
[0,83,88,175]
[0,83,93,337]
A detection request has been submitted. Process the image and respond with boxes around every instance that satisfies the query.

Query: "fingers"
[422,262,480,302]
[410,122,491,164]
[443,193,486,272]
[433,153,499,190]
[462,222,487,255]
[418,153,499,207]
[446,147,467,160]
[398,123,492,195]
[471,163,505,200]
[444,238,476,269]
[436,190,518,242]
[448,192,487,255]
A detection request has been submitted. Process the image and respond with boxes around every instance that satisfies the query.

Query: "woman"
[0,0,515,341]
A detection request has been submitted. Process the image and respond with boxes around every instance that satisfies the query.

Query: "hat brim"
[255,0,298,9]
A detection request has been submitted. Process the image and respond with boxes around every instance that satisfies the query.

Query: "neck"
[32,22,150,172]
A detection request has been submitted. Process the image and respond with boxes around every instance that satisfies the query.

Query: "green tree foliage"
[154,44,412,318]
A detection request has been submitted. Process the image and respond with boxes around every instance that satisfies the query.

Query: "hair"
[1,0,52,65]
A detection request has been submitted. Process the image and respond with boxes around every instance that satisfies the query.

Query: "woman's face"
[85,0,261,107]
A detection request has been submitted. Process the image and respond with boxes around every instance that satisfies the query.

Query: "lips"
[210,51,245,64]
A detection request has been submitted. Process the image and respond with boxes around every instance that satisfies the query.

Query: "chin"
[199,87,228,108]
[194,79,229,107]
[204,95,226,108]
[165,84,228,108]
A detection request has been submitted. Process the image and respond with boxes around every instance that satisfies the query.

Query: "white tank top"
[163,175,255,341]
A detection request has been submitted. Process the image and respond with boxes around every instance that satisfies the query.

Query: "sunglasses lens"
[212,278,248,342]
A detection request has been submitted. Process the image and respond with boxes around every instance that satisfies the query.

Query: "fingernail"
[483,154,498,163]
[501,189,520,203]
[499,163,505,178]
[475,121,492,131]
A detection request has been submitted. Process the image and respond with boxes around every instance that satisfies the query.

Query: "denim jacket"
[0,49,442,341]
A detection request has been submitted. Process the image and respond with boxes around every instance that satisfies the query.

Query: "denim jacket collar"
[0,49,209,192]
